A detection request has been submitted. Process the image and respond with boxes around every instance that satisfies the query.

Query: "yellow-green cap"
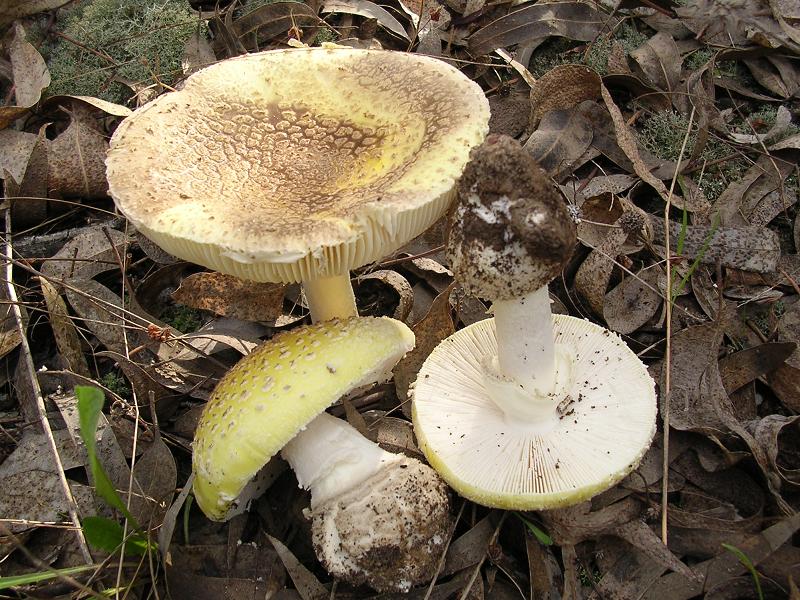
[193,316,414,520]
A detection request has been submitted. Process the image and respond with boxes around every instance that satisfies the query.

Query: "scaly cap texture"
[107,47,489,283]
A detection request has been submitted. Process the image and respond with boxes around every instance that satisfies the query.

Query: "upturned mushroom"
[412,135,657,509]
[106,47,489,322]
[194,316,451,592]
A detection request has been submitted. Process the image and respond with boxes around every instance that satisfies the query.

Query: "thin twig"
[661,107,696,545]
[3,208,94,565]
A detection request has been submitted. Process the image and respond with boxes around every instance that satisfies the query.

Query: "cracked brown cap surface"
[447,134,576,300]
[107,47,489,283]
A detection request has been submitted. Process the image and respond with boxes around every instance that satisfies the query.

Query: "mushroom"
[106,47,489,322]
[193,316,451,592]
[412,135,657,509]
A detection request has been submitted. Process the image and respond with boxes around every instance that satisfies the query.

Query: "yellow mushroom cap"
[106,48,490,283]
[193,316,415,520]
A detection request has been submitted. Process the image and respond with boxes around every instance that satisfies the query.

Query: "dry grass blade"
[2,208,93,566]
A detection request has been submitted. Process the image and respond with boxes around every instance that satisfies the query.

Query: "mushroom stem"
[280,412,399,508]
[303,274,358,322]
[493,285,555,394]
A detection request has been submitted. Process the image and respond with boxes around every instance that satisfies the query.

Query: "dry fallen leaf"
[172,271,285,323]
[393,284,454,417]
[7,23,50,108]
[523,107,593,177]
[629,31,682,93]
[603,265,663,335]
[47,103,112,199]
[468,2,612,57]
[41,226,130,284]
[40,277,91,378]
[0,129,38,184]
[528,64,600,131]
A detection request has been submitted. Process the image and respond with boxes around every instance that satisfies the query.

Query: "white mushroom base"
[412,315,657,510]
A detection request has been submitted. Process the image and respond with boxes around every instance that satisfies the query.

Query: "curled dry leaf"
[41,226,130,284]
[41,94,132,117]
[6,23,50,107]
[528,64,601,131]
[600,84,673,203]
[65,278,150,353]
[574,221,630,316]
[468,1,612,57]
[172,271,285,323]
[603,265,663,335]
[322,0,409,39]
[559,173,637,207]
[0,0,71,25]
[357,269,414,321]
[748,414,800,488]
[268,534,328,599]
[393,283,454,417]
[40,277,91,378]
[0,129,38,184]
[718,342,797,395]
[766,363,800,412]
[47,103,111,199]
[628,31,682,93]
[5,124,48,228]
[523,107,593,177]
[231,1,321,47]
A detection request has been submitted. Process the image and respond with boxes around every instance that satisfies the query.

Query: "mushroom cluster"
[193,316,451,592]
[106,46,489,322]
[105,47,491,592]
[412,135,657,509]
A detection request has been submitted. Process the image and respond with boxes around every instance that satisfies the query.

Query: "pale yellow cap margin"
[106,48,490,284]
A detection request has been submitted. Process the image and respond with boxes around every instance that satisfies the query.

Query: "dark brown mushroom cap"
[447,134,576,300]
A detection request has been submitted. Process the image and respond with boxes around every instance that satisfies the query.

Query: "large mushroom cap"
[107,48,489,283]
[412,315,656,510]
[193,316,414,520]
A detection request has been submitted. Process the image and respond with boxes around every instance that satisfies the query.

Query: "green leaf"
[75,386,138,527]
[515,513,553,545]
[82,516,154,556]
[0,564,98,590]
[721,543,764,600]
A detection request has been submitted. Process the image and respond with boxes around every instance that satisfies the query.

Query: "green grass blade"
[721,543,764,600]
[75,386,139,528]
[82,516,154,556]
[515,513,553,545]
[0,564,98,590]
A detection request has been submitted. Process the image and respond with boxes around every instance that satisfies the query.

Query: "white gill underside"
[413,316,656,498]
